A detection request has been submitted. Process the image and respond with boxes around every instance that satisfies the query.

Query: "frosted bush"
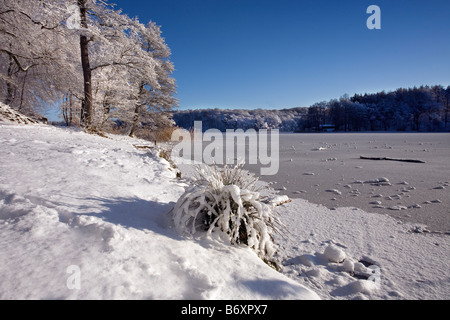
[172,165,280,260]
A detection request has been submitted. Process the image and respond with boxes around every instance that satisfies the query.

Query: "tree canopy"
[0,0,177,134]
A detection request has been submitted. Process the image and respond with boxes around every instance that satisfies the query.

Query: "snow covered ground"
[0,122,318,300]
[1,120,448,300]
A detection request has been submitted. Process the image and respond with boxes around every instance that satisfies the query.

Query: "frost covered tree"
[73,0,138,129]
[127,22,178,137]
[0,0,82,117]
[75,0,93,127]
[71,1,177,131]
[1,0,177,132]
[172,108,306,132]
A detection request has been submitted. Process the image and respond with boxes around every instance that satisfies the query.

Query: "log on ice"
[360,156,426,164]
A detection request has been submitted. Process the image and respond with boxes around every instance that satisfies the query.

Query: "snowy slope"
[0,123,319,300]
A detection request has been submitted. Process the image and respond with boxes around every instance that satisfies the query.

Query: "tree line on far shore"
[173,85,450,133]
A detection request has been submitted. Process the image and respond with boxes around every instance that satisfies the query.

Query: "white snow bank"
[0,123,318,300]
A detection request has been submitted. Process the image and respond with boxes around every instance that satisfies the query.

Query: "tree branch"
[90,60,138,72]
[16,10,60,30]
[0,28,17,38]
[1,8,59,30]
[0,49,37,72]
[0,10,15,15]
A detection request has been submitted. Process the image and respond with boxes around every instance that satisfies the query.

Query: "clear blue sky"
[113,0,450,110]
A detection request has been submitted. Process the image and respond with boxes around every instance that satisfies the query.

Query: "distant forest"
[173,85,450,132]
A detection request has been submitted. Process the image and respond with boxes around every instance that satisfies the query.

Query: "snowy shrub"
[172,165,281,261]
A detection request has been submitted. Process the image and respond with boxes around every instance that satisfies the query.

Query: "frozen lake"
[175,131,450,233]
[244,132,450,233]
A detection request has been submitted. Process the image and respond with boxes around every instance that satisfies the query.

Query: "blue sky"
[113,0,450,110]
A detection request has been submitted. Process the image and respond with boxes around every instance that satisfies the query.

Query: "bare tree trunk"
[62,93,74,127]
[78,0,93,129]
[128,104,141,137]
[18,70,28,111]
[129,83,145,137]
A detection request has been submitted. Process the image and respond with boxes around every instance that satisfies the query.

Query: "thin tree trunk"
[62,93,74,127]
[18,70,28,111]
[5,53,15,105]
[69,94,73,126]
[78,0,93,129]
